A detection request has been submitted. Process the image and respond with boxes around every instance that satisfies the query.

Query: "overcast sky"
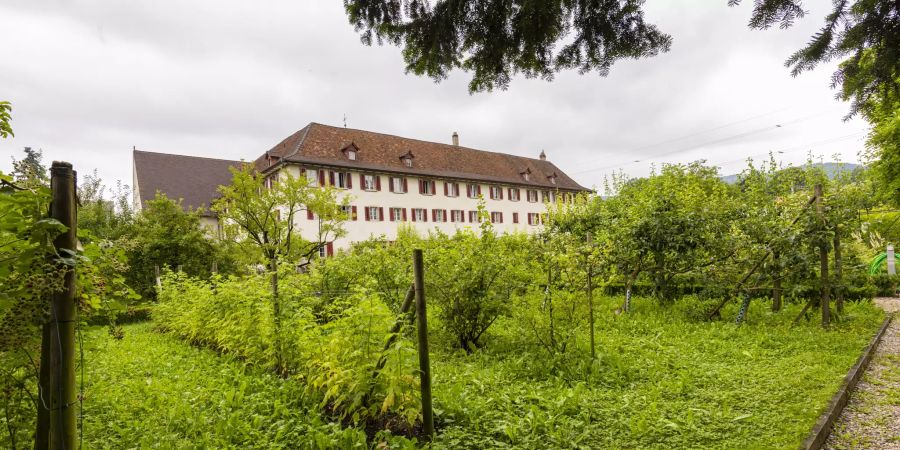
[0,0,871,192]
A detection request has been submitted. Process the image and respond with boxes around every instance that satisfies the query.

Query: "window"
[334,172,352,189]
[340,205,357,220]
[508,188,521,201]
[468,211,480,223]
[445,182,459,197]
[412,208,427,222]
[433,209,446,222]
[318,242,334,258]
[363,174,379,191]
[389,177,407,193]
[403,158,412,167]
[542,191,550,202]
[306,169,319,187]
[419,179,436,195]
[527,213,541,226]
[512,212,519,224]
[365,206,383,221]
[527,190,538,202]
[489,186,503,200]
[390,207,407,222]
[549,175,557,185]
[347,150,357,160]
[467,183,481,199]
[319,244,327,258]
[523,172,530,181]
[490,211,503,223]
[451,210,465,223]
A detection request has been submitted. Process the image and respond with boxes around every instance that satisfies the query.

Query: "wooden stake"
[413,249,434,439]
[47,161,78,449]
[815,184,830,329]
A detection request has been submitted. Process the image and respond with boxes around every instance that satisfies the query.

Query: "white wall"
[280,164,564,250]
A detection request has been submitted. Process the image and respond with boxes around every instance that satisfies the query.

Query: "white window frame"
[447,182,459,197]
[451,210,464,223]
[491,211,502,223]
[306,169,319,187]
[364,174,377,191]
[413,208,426,222]
[527,190,538,202]
[434,209,446,222]
[392,177,405,193]
[509,188,520,201]
[403,158,412,167]
[335,172,350,189]
[347,150,357,160]
[467,184,479,199]
[422,180,435,195]
[490,186,501,200]
[366,207,379,221]
[391,207,405,222]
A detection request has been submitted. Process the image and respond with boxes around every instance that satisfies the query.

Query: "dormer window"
[341,142,360,161]
[548,172,558,185]
[521,168,531,182]
[399,150,414,168]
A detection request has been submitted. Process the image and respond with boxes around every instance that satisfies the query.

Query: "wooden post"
[772,250,782,312]
[412,249,434,439]
[47,161,78,449]
[834,231,844,315]
[815,184,830,329]
[586,233,595,360]
[35,324,51,450]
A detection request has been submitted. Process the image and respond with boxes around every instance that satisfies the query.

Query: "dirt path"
[825,297,900,450]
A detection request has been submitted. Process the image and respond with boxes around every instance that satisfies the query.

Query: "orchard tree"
[213,165,349,369]
[77,170,134,241]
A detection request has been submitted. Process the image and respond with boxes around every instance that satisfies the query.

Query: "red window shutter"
[346,173,352,189]
[419,179,424,194]
[402,178,408,193]
[352,205,357,221]
[513,212,519,224]
[300,168,306,176]
[375,175,382,191]
[422,209,427,222]
[318,169,325,186]
[402,208,407,221]
[443,209,448,222]
[326,242,334,257]
[365,206,371,221]
[432,209,436,221]
[411,209,417,222]
[379,207,384,221]
[360,173,365,188]
[328,171,335,186]
[477,185,482,196]
[389,177,395,193]
[443,182,448,196]
[498,187,503,200]
[307,209,314,220]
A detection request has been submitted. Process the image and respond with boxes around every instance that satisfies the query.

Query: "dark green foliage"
[343,0,672,92]
[121,193,233,299]
[869,273,899,296]
[731,0,900,118]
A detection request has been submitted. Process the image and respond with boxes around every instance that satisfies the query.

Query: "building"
[133,123,589,253]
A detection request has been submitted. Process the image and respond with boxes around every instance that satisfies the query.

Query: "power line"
[572,112,825,175]
[710,131,866,168]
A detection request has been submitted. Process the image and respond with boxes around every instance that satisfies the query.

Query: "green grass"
[79,298,884,449]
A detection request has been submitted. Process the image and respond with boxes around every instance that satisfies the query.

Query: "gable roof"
[256,123,589,191]
[133,149,241,215]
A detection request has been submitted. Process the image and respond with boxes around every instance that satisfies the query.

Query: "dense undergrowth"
[91,295,884,449]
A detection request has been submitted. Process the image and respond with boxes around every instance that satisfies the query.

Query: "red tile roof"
[257,123,588,191]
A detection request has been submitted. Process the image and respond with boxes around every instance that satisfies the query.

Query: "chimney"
[452,131,459,146]
[539,150,546,161]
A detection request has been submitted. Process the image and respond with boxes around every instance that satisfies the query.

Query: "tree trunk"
[772,250,782,312]
[834,232,844,315]
[269,256,283,371]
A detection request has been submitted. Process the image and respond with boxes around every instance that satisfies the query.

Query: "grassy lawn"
[80,298,884,449]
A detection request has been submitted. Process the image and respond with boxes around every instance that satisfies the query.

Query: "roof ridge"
[310,122,548,163]
[285,123,313,159]
[134,149,242,164]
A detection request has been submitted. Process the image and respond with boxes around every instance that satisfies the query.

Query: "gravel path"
[825,297,900,450]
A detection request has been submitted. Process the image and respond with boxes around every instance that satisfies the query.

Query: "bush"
[870,273,900,296]
[153,270,421,427]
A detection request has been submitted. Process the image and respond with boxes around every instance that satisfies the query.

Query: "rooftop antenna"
[343,114,347,128]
